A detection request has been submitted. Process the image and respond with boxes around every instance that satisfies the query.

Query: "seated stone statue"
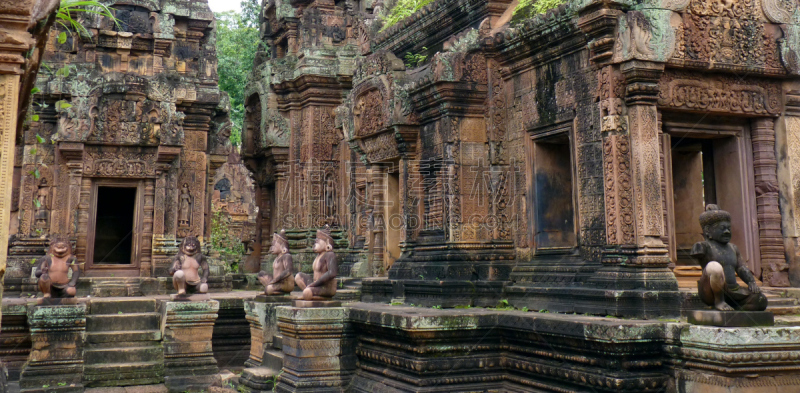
[169,236,209,296]
[691,204,768,311]
[295,225,338,301]
[257,229,295,295]
[35,236,80,298]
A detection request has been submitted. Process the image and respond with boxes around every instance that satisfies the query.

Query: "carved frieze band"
[658,72,781,116]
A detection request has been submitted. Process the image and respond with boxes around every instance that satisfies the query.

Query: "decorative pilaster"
[591,60,679,318]
[0,74,20,326]
[275,306,355,393]
[161,300,221,392]
[19,304,87,393]
[751,118,787,286]
[778,93,800,286]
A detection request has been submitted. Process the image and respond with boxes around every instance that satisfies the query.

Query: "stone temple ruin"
[6,0,800,391]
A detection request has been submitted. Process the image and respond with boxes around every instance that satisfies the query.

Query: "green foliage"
[380,0,434,31]
[209,205,246,272]
[403,47,428,68]
[513,0,567,21]
[215,2,261,148]
[494,299,514,310]
[431,305,442,309]
[56,0,118,38]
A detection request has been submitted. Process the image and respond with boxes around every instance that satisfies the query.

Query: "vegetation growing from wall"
[380,0,435,31]
[215,0,261,147]
[209,205,246,272]
[512,0,567,22]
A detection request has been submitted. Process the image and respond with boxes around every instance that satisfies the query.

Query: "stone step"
[83,361,164,387]
[262,349,284,371]
[767,305,800,315]
[333,288,361,301]
[240,367,281,392]
[85,345,164,365]
[86,330,162,344]
[87,312,161,332]
[88,298,158,315]
[272,334,283,350]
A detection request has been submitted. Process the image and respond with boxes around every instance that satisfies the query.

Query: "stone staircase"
[86,278,144,297]
[680,287,800,318]
[333,277,362,302]
[83,298,164,387]
[240,332,284,392]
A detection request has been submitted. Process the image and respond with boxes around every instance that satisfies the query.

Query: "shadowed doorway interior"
[92,186,136,265]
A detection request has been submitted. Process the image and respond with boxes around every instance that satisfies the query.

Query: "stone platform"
[5,294,800,392]
[688,310,775,327]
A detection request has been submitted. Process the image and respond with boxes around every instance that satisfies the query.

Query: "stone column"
[592,60,679,318]
[19,304,87,393]
[274,306,354,392]
[161,300,221,392]
[777,92,800,286]
[0,72,20,280]
[751,118,787,286]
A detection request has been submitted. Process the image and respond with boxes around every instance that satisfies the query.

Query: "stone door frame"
[661,115,761,276]
[524,120,580,255]
[84,178,144,276]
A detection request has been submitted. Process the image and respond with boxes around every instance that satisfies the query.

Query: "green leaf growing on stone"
[32,114,39,122]
[56,0,120,40]
[404,47,428,68]
[512,0,567,23]
[36,134,45,144]
[58,31,67,44]
[380,0,434,31]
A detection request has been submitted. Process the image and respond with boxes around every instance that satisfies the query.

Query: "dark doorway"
[92,186,136,264]
[532,133,576,250]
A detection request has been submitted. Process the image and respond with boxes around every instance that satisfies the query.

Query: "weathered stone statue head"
[179,236,201,257]
[49,235,73,258]
[269,229,289,256]
[312,226,334,254]
[699,204,733,244]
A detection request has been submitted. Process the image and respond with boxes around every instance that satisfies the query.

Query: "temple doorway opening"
[87,185,139,275]
[530,131,577,251]
[663,117,760,284]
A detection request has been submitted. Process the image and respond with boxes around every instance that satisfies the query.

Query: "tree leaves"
[214,6,261,147]
[58,31,68,44]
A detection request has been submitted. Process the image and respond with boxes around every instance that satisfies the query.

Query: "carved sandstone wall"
[7,0,230,279]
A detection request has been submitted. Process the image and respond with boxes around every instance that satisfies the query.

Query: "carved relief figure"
[34,178,50,236]
[178,183,192,228]
[35,236,80,298]
[324,173,337,225]
[295,225,338,300]
[257,229,295,295]
[691,205,768,311]
[169,236,209,295]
